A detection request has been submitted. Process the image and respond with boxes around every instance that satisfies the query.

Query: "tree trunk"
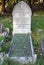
[27,0,31,7]
[2,0,6,13]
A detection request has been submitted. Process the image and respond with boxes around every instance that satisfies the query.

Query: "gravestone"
[41,40,44,54]
[0,23,2,33]
[9,1,37,64]
[0,53,3,65]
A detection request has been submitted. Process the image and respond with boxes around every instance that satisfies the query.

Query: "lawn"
[0,15,44,65]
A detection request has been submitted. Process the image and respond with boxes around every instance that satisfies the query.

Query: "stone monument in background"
[9,1,37,64]
[0,23,2,33]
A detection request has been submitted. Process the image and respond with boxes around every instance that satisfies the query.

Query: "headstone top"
[12,1,32,16]
[12,1,32,34]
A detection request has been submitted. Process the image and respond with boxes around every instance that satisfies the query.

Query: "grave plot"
[9,34,32,57]
[9,1,37,64]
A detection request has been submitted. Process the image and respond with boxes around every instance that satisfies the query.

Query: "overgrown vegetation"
[0,36,4,42]
[2,55,44,65]
[0,15,44,65]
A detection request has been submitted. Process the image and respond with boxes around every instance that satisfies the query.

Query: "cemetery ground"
[0,15,44,65]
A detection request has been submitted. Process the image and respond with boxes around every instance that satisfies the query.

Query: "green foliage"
[0,36,12,52]
[32,32,41,54]
[0,36,4,42]
[2,41,10,53]
[7,0,13,9]
[5,36,12,41]
[0,15,44,65]
[2,58,11,65]
[0,46,2,52]
[32,16,44,31]
[2,57,23,65]
[0,16,13,31]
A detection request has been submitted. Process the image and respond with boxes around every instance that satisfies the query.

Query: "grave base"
[10,54,37,64]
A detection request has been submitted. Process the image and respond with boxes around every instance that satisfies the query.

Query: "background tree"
[2,0,6,13]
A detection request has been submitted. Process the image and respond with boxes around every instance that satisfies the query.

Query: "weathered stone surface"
[12,1,32,34]
[0,23,2,33]
[9,34,32,57]
[41,40,44,54]
[0,53,3,65]
[9,1,37,64]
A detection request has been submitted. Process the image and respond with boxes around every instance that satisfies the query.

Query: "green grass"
[0,15,44,32]
[0,15,13,31]
[0,15,44,65]
[35,11,44,15]
[32,16,44,31]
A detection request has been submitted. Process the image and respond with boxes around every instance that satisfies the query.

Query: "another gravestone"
[0,23,2,33]
[0,53,3,65]
[41,40,44,54]
[9,1,37,64]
